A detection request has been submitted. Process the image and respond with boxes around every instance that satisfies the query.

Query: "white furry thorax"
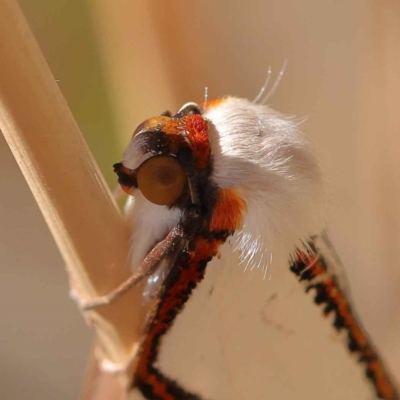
[204,97,325,274]
[124,97,325,275]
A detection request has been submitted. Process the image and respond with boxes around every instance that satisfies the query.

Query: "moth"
[83,96,399,400]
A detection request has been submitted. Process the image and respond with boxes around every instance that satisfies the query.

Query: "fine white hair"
[205,97,325,276]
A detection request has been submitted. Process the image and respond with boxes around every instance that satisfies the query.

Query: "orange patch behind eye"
[210,189,246,232]
[185,114,210,169]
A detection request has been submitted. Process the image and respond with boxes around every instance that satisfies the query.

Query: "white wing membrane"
[130,237,375,400]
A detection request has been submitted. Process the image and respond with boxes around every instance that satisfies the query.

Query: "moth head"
[114,102,214,210]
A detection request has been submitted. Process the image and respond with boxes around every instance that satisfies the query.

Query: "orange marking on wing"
[296,251,398,399]
[303,254,370,347]
[210,189,246,232]
[322,279,369,347]
[135,236,223,399]
[369,360,397,400]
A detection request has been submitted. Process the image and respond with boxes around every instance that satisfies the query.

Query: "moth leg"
[78,226,184,311]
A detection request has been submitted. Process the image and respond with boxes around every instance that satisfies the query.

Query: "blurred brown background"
[1,1,399,398]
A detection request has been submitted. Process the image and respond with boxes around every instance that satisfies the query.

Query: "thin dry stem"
[0,0,145,396]
[81,343,129,400]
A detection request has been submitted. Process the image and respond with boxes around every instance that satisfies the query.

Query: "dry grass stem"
[0,0,146,397]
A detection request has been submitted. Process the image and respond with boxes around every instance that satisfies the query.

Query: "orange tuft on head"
[184,114,210,169]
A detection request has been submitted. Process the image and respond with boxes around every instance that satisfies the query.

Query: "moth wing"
[129,234,379,400]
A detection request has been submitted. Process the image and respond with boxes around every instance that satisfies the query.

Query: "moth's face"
[113,103,213,213]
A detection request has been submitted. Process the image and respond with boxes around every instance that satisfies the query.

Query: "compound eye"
[137,156,186,206]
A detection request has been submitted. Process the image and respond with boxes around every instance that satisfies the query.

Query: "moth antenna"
[262,59,288,104]
[253,65,272,104]
[204,86,208,103]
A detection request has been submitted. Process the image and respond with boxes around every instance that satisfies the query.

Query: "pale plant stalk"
[0,0,145,398]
